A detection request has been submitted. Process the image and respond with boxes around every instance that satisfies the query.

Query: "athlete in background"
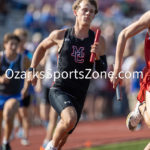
[111,11,150,150]
[0,33,30,150]
[28,0,107,150]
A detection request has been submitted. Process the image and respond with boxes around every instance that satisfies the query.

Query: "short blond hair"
[14,28,28,38]
[72,0,98,14]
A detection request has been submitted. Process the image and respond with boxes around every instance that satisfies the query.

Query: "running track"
[11,117,150,150]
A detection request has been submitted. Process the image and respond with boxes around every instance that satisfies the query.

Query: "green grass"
[80,139,150,150]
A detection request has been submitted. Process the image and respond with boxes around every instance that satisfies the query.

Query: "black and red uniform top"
[53,27,95,98]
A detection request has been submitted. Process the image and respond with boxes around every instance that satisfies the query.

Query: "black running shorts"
[20,95,31,108]
[49,87,86,133]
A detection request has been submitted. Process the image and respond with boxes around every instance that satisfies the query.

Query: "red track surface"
[11,117,150,150]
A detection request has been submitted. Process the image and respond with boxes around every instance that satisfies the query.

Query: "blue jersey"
[0,52,23,95]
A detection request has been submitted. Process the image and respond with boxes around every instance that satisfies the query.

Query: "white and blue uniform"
[42,46,58,104]
[0,52,23,110]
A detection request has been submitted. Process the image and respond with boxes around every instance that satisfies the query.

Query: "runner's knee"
[63,115,77,130]
[3,109,15,122]
[61,109,77,131]
[3,99,19,121]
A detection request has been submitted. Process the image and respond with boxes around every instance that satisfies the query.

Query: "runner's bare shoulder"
[50,29,67,43]
[42,29,67,49]
[138,11,150,27]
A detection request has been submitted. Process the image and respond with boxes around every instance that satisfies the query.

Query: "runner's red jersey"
[137,31,150,102]
[145,32,150,68]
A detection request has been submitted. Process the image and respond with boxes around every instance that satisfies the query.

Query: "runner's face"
[75,1,95,26]
[4,39,19,54]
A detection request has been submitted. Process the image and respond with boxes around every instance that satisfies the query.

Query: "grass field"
[81,139,150,150]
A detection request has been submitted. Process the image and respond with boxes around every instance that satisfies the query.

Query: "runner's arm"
[114,11,150,71]
[95,36,107,72]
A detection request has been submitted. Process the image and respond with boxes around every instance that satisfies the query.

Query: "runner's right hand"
[27,71,37,86]
[110,68,122,89]
[0,74,10,84]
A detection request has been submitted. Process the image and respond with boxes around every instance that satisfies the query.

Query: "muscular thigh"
[49,88,75,115]
[49,88,85,133]
[61,106,77,121]
[50,88,85,116]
